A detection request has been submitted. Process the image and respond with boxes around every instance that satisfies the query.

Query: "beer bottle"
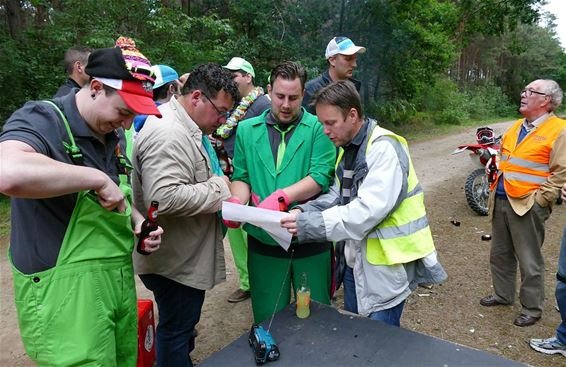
[137,201,159,255]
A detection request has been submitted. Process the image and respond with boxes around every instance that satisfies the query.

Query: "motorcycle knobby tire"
[465,168,490,216]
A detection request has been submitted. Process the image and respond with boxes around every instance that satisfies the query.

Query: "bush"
[463,84,516,119]
[366,99,417,125]
[412,77,514,125]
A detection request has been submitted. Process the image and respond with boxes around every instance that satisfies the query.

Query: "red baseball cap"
[95,77,162,117]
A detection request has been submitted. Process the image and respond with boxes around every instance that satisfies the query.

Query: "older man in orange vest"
[480,79,566,327]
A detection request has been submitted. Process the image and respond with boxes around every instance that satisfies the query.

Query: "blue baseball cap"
[151,64,179,89]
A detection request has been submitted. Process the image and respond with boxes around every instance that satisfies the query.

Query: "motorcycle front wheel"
[465,168,489,216]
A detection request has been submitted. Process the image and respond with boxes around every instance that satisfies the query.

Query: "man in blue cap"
[133,64,181,132]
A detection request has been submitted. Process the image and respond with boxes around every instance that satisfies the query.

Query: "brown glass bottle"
[137,201,159,255]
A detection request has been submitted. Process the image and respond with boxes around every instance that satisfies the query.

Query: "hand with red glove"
[223,197,242,228]
[257,189,290,212]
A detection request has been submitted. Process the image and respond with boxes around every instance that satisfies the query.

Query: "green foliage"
[354,0,459,102]
[0,0,237,123]
[366,99,417,126]
[410,77,515,125]
[0,0,561,129]
[463,83,517,118]
[454,0,545,43]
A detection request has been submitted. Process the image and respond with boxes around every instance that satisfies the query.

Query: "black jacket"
[302,70,361,114]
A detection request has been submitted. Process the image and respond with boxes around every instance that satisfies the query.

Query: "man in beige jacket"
[132,63,239,367]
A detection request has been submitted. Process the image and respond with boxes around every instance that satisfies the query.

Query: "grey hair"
[541,79,563,112]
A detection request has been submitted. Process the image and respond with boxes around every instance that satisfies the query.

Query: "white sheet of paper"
[222,201,292,251]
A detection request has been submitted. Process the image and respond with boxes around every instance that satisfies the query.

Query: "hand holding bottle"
[136,201,162,255]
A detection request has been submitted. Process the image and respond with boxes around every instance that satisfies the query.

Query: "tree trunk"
[338,0,345,34]
[3,0,25,39]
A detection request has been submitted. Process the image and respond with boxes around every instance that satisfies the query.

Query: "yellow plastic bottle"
[296,272,311,319]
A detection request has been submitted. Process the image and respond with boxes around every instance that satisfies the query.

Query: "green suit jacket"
[232,108,336,245]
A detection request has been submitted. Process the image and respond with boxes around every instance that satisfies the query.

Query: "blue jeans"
[343,266,405,327]
[139,274,205,367]
[556,226,566,344]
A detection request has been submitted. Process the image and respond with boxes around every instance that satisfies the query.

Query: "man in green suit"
[226,61,336,322]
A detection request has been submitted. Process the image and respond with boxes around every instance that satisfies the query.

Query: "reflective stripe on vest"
[359,125,435,265]
[495,116,566,196]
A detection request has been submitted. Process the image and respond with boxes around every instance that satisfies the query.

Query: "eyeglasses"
[521,89,548,97]
[201,91,230,119]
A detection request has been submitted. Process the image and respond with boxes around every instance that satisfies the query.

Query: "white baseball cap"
[223,57,255,78]
[325,37,366,59]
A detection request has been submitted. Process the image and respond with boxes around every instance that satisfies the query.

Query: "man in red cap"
[0,37,163,366]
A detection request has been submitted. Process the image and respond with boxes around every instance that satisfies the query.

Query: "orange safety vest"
[492,115,566,198]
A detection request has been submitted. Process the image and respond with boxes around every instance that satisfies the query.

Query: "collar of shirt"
[523,112,551,132]
[169,96,202,137]
[266,109,304,128]
[344,117,371,150]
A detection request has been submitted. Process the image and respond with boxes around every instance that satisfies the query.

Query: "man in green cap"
[216,56,271,303]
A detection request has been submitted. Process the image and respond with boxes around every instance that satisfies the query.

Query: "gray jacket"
[297,119,446,316]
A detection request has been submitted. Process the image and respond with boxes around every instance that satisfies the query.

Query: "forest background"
[1,0,565,128]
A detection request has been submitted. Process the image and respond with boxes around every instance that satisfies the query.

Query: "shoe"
[227,288,250,303]
[479,295,507,307]
[513,313,540,327]
[529,337,566,357]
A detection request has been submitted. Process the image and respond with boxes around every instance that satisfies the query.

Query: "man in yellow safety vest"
[281,80,447,326]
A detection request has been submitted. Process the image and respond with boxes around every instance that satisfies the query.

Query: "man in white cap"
[302,36,366,114]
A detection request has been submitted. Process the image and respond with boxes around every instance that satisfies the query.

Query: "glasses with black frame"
[521,88,549,97]
[201,91,230,119]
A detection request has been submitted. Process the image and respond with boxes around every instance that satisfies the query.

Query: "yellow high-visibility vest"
[336,125,436,265]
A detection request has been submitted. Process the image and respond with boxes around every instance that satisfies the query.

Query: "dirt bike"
[452,127,500,216]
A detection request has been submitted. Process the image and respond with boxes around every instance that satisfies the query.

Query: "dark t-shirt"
[0,92,125,274]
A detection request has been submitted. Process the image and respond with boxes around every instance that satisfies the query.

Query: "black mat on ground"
[200,302,525,366]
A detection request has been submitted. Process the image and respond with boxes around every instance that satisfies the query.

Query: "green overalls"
[10,102,138,366]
